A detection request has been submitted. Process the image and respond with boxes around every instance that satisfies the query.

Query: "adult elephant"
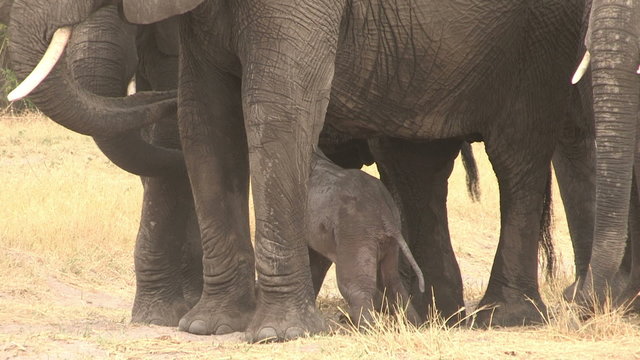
[5,0,495,331]
[2,1,203,326]
[9,0,584,342]
[568,0,640,307]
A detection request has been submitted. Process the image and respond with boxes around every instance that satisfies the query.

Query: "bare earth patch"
[1,113,640,359]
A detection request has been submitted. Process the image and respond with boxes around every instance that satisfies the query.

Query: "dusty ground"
[1,113,640,359]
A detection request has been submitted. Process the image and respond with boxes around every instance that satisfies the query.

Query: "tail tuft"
[539,168,556,280]
[461,142,481,202]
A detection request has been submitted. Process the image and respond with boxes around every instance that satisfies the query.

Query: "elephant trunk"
[94,130,186,177]
[62,5,185,177]
[8,0,176,137]
[588,0,640,294]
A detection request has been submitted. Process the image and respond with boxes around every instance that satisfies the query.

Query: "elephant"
[2,0,474,330]
[307,150,425,327]
[8,0,588,342]
[4,0,505,334]
[1,1,204,326]
[563,0,640,308]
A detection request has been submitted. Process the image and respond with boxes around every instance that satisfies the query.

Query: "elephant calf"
[308,151,425,326]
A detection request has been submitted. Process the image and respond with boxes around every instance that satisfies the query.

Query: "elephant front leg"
[131,175,192,326]
[553,119,595,283]
[240,51,339,343]
[176,61,256,335]
[131,119,199,325]
[243,90,330,342]
[180,205,203,308]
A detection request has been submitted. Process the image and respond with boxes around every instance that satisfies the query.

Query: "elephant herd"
[2,0,640,343]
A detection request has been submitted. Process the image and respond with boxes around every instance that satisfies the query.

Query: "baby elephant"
[308,151,425,326]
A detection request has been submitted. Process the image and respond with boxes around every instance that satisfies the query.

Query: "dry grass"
[1,112,640,359]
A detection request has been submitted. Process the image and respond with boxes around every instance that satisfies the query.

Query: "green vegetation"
[0,23,37,113]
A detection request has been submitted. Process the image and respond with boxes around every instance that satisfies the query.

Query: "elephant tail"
[461,142,481,202]
[395,232,425,293]
[539,168,556,280]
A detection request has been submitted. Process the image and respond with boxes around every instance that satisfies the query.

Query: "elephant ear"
[122,0,204,24]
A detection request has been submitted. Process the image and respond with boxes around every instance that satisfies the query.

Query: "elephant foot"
[178,293,255,335]
[613,279,640,311]
[131,295,191,326]
[246,300,326,343]
[472,291,547,328]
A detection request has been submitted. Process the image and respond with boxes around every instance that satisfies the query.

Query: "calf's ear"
[122,0,203,24]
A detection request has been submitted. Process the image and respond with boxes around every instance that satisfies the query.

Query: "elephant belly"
[325,0,581,139]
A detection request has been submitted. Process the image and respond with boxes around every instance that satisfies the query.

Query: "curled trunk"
[8,0,175,137]
[94,128,185,177]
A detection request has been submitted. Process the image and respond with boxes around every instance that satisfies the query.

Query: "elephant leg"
[309,247,333,300]
[370,138,464,325]
[131,117,201,324]
[553,114,595,285]
[552,113,598,301]
[240,11,342,343]
[132,173,192,326]
[475,131,555,327]
[379,244,421,326]
[335,242,378,328]
[176,52,255,335]
[180,205,203,308]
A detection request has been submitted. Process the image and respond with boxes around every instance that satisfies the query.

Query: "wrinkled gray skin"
[4,0,476,330]
[564,0,640,309]
[307,151,425,327]
[9,0,588,342]
[1,1,202,326]
[4,0,490,332]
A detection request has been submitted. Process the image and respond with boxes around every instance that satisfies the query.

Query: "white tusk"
[7,26,72,102]
[127,75,136,95]
[571,50,591,85]
[637,65,640,75]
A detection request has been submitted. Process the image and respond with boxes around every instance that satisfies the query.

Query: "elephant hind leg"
[309,248,333,300]
[370,137,465,324]
[476,127,556,327]
[335,243,378,328]
[378,242,421,326]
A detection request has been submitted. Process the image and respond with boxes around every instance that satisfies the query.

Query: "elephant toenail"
[178,318,189,331]
[253,327,278,343]
[148,319,163,326]
[215,324,233,335]
[188,320,209,335]
[283,327,305,340]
